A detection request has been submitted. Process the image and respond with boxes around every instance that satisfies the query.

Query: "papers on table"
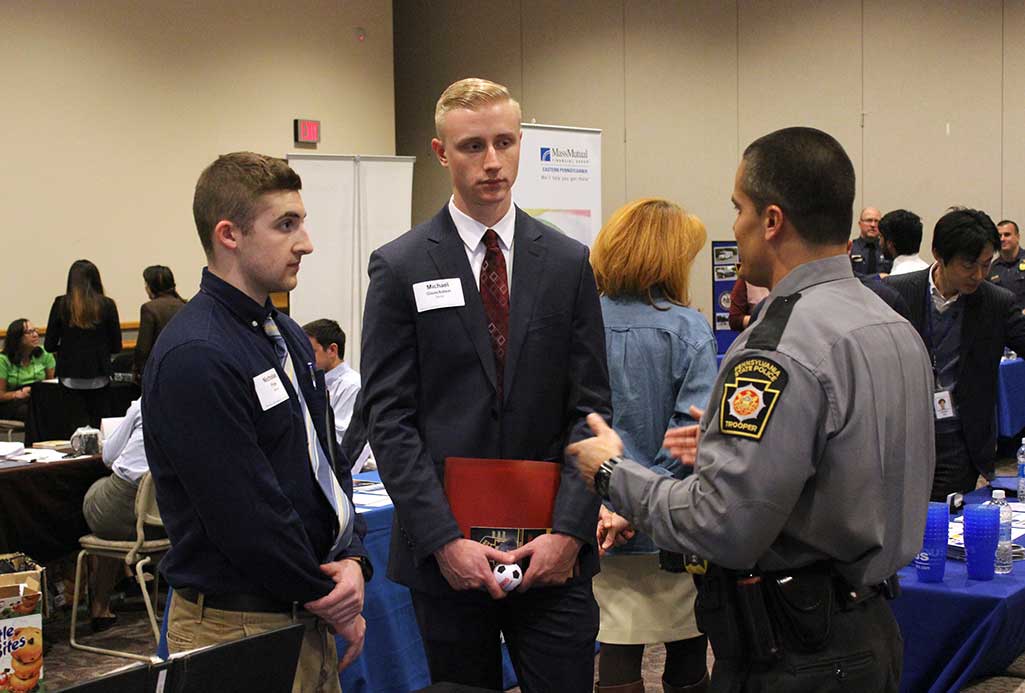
[352,480,391,509]
[0,442,25,458]
[948,504,1025,560]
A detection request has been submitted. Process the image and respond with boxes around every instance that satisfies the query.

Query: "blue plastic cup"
[916,502,949,582]
[964,503,1000,581]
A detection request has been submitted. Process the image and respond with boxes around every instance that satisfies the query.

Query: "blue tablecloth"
[998,357,1025,438]
[157,471,516,692]
[891,488,1025,693]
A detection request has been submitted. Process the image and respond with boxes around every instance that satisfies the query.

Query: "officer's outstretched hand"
[566,413,624,493]
[663,405,704,466]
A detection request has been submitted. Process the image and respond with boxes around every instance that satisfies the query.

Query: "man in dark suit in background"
[887,207,1025,500]
[357,78,611,691]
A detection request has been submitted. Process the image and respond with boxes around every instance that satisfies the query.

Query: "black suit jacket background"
[886,268,1025,476]
[358,205,612,594]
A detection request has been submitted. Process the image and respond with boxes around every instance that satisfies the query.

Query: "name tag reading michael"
[253,368,289,411]
[413,278,465,312]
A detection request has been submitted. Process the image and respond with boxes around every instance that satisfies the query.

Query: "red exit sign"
[293,119,320,144]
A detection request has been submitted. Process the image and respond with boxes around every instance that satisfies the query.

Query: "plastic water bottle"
[1017,438,1025,501]
[992,490,1014,574]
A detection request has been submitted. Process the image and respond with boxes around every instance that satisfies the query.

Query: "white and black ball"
[493,563,523,592]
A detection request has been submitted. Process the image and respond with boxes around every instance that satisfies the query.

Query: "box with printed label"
[0,574,44,692]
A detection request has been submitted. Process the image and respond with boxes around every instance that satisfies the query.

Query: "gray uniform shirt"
[610,254,936,588]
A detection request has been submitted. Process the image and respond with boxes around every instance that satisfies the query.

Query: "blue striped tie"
[264,317,353,559]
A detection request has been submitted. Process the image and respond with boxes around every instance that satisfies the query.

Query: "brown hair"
[434,78,522,138]
[64,259,106,328]
[591,198,706,308]
[192,152,302,254]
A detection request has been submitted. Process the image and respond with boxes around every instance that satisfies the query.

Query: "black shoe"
[90,615,118,634]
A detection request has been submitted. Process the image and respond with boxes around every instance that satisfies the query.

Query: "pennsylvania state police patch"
[719,357,789,440]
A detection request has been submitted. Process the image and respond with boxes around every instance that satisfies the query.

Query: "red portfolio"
[444,457,561,540]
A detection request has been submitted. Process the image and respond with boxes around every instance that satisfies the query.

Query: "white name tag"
[933,389,956,420]
[413,278,465,312]
[253,368,289,411]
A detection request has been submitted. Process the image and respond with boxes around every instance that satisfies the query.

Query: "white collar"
[448,197,516,254]
[929,263,961,310]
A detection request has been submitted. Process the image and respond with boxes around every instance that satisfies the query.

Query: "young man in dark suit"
[357,78,611,691]
[887,208,1025,500]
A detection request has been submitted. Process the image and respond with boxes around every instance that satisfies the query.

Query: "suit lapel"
[504,208,547,404]
[425,208,499,393]
[958,289,982,381]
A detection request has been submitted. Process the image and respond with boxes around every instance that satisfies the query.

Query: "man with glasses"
[887,208,1025,500]
[850,206,892,276]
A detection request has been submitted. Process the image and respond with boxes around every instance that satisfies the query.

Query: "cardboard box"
[0,574,44,692]
[0,555,46,619]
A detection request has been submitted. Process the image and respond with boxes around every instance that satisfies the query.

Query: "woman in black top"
[45,260,122,424]
[134,265,185,378]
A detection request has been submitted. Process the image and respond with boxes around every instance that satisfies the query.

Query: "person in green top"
[0,318,56,421]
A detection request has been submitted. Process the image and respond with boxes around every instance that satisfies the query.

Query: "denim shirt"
[601,294,718,554]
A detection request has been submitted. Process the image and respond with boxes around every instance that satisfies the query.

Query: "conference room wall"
[393,0,1020,328]
[2,0,395,327]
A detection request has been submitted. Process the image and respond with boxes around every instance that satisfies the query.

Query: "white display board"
[513,123,603,246]
[287,154,415,370]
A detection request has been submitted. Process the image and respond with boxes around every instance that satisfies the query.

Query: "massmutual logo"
[539,146,590,165]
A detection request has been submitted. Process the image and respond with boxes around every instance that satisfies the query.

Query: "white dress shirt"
[324,361,361,441]
[102,398,149,484]
[929,263,961,314]
[448,197,516,294]
[890,254,930,276]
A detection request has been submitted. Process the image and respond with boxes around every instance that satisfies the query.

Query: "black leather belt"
[176,587,295,614]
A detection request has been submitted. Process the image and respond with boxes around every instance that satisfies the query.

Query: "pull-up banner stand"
[513,123,602,247]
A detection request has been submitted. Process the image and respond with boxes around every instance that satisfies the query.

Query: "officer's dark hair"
[878,209,923,256]
[740,127,855,246]
[932,207,999,264]
[302,318,346,361]
[998,219,1020,236]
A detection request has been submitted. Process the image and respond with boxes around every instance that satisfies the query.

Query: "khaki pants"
[166,591,342,693]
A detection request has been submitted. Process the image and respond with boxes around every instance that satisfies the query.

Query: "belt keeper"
[196,593,205,624]
[291,602,298,623]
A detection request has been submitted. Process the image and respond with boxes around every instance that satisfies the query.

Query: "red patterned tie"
[480,229,509,398]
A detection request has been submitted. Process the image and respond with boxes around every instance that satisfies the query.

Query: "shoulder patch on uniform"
[718,356,789,441]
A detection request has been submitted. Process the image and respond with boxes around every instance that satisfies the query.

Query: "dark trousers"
[0,399,28,422]
[707,594,902,693]
[931,427,980,501]
[411,580,599,693]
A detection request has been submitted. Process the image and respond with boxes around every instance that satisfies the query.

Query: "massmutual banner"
[513,123,602,247]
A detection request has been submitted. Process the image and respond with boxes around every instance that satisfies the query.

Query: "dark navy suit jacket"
[358,205,612,594]
[887,268,1025,476]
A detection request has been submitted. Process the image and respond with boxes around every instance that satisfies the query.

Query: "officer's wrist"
[594,456,622,501]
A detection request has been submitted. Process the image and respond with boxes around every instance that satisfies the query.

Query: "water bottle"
[991,490,1013,574]
[1017,438,1025,500]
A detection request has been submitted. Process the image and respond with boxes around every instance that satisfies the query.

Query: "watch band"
[594,456,622,500]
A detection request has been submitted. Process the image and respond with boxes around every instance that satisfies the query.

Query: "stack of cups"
[964,503,1000,581]
[916,501,949,582]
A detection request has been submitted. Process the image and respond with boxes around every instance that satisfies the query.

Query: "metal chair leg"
[68,550,88,650]
[68,552,153,662]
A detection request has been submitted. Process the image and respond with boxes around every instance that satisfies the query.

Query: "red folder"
[444,457,561,539]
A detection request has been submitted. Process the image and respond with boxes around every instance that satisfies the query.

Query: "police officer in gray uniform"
[569,127,935,692]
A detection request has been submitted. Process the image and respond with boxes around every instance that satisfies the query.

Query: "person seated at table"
[134,265,186,379]
[81,397,158,632]
[0,319,55,421]
[302,320,360,441]
[45,259,122,425]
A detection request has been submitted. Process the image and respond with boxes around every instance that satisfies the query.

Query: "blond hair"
[591,198,707,308]
[434,78,522,138]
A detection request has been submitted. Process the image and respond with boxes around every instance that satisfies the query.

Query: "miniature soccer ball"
[493,563,522,592]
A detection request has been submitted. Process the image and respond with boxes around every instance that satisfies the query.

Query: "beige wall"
[2,0,395,327]
[394,0,1020,325]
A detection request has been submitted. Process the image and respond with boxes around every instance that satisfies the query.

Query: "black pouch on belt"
[735,574,782,664]
[765,570,833,652]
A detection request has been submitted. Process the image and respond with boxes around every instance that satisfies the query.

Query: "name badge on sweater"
[413,278,465,312]
[253,368,289,411]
